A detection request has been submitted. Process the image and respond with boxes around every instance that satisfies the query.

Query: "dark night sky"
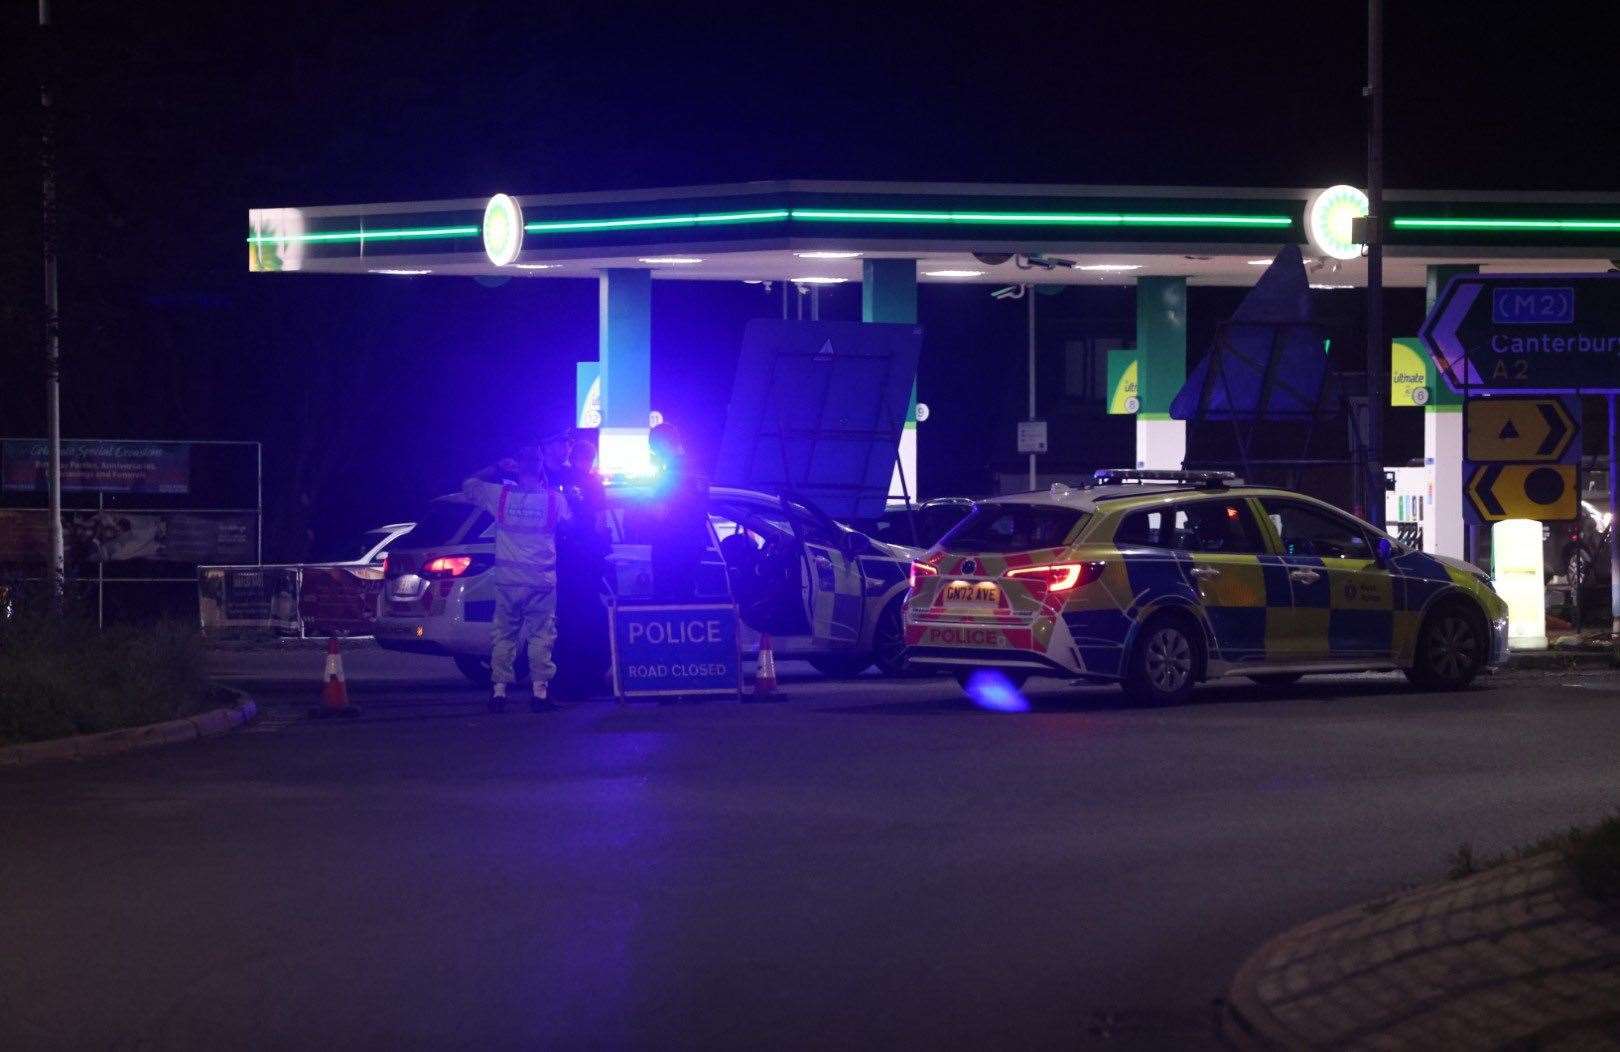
[4,2,1618,557]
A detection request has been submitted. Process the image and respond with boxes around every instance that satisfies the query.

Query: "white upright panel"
[1492,518,1546,650]
[888,425,917,502]
[1134,418,1186,470]
[1424,409,1465,558]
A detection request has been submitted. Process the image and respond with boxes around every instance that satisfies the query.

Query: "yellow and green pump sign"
[1106,349,1139,414]
[1390,338,1434,407]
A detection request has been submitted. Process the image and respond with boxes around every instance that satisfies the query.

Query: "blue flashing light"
[963,670,1030,713]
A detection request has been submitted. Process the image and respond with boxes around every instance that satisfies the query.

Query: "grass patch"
[0,612,214,745]
[1448,814,1620,901]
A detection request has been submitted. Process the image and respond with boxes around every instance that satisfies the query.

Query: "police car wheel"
[1124,618,1199,706]
[873,602,913,677]
[1407,603,1486,690]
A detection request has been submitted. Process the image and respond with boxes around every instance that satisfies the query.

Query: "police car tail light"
[422,555,473,577]
[1006,561,1100,593]
[909,562,939,589]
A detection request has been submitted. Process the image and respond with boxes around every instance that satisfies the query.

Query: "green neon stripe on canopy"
[790,208,1293,228]
[1393,217,1620,232]
[244,203,1296,248]
[245,225,477,244]
[525,209,790,233]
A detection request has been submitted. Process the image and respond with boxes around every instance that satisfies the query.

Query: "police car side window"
[1264,501,1373,560]
[1116,501,1261,554]
[1115,509,1167,548]
[1176,500,1264,554]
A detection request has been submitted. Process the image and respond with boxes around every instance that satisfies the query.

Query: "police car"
[376,485,920,684]
[904,470,1509,704]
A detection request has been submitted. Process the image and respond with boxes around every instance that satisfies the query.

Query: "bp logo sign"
[1305,185,1368,262]
[482,193,524,267]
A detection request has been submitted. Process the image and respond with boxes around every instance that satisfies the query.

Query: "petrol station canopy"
[247,180,1620,285]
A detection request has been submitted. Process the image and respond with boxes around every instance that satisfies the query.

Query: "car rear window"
[398,500,484,547]
[939,504,1086,553]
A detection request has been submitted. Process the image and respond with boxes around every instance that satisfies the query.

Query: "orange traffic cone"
[752,633,779,699]
[311,636,360,718]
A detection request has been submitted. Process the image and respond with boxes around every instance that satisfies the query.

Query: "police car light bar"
[1087,469,1242,489]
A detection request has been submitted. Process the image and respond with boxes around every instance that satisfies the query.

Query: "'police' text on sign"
[611,604,742,698]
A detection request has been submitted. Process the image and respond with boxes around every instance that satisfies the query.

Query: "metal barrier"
[1,438,262,625]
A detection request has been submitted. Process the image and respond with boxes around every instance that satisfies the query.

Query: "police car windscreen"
[939,505,1086,553]
[398,500,484,547]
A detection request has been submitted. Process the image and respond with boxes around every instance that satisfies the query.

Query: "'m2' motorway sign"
[1421,274,1620,394]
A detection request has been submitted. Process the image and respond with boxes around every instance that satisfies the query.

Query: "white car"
[375,485,920,683]
[297,523,415,638]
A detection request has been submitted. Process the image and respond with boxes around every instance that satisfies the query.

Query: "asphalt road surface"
[5,647,1619,1050]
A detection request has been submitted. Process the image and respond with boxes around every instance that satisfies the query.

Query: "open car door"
[711,491,865,650]
[799,535,864,649]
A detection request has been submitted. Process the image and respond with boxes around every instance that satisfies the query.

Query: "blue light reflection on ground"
[963,670,1030,713]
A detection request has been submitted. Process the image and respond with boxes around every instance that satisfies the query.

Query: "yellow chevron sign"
[1465,398,1575,463]
[1465,463,1578,522]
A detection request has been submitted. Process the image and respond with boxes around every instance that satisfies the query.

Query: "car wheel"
[1123,615,1200,706]
[1405,603,1486,690]
[808,653,874,678]
[1246,672,1303,687]
[952,669,1030,692]
[872,602,912,677]
[454,654,492,686]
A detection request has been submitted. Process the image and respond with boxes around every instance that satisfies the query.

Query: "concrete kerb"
[1506,648,1617,671]
[0,688,258,769]
[1221,853,1620,1049]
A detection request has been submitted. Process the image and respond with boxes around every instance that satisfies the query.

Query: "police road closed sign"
[611,604,742,697]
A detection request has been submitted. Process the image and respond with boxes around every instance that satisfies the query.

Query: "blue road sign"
[1421,273,1620,394]
[611,603,742,698]
[1491,287,1575,326]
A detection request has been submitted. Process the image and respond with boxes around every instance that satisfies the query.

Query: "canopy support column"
[598,268,652,476]
[1423,264,1475,558]
[862,258,918,501]
[1134,276,1187,470]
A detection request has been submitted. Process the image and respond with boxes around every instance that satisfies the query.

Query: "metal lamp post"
[40,0,66,609]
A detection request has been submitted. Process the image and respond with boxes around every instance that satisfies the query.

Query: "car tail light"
[1006,561,1103,593]
[909,561,939,589]
[422,555,473,577]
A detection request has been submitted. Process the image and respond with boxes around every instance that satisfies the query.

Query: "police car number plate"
[943,580,999,606]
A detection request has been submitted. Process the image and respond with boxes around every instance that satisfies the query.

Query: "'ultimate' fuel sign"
[1421,274,1620,394]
